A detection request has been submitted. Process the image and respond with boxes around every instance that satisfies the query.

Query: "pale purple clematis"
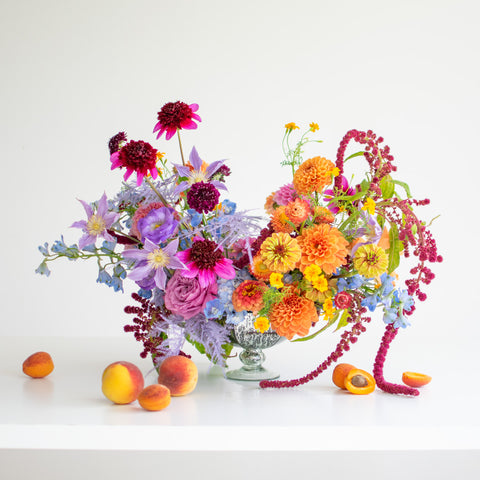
[122,238,184,290]
[173,147,227,195]
[349,210,383,256]
[71,193,119,249]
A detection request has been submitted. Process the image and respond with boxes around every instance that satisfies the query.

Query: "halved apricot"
[402,371,431,388]
[332,363,355,389]
[344,368,376,395]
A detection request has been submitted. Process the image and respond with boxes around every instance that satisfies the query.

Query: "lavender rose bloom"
[165,271,217,319]
[137,207,178,244]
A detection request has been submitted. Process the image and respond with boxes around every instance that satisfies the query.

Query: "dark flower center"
[157,101,192,129]
[189,239,224,270]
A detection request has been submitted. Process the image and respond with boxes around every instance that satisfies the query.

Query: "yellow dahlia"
[269,290,317,340]
[353,244,388,278]
[298,224,349,275]
[285,198,311,226]
[271,205,295,233]
[293,156,335,195]
[260,232,301,273]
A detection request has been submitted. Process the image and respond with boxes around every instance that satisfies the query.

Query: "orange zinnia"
[269,290,318,340]
[231,280,267,314]
[293,156,335,195]
[249,254,274,281]
[298,224,349,275]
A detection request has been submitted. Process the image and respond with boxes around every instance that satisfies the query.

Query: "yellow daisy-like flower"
[322,297,335,321]
[330,167,340,177]
[353,244,388,278]
[309,122,319,132]
[362,197,376,215]
[254,316,270,333]
[311,274,328,292]
[285,122,299,131]
[303,264,322,282]
[269,272,284,289]
[260,232,301,273]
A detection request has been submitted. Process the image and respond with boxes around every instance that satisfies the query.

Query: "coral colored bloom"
[353,244,388,278]
[260,232,302,273]
[293,156,335,195]
[176,238,235,288]
[110,140,158,186]
[309,122,319,132]
[285,198,311,226]
[254,316,270,333]
[313,206,335,224]
[264,192,276,215]
[122,238,184,290]
[71,193,119,249]
[154,101,201,140]
[269,272,284,289]
[249,254,274,281]
[298,224,349,275]
[271,205,295,233]
[232,280,267,313]
[269,290,317,340]
[285,122,299,131]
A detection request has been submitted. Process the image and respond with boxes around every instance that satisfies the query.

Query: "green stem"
[177,130,186,166]
[145,177,170,207]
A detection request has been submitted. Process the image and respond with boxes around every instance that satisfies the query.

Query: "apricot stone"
[138,384,171,411]
[101,361,144,405]
[22,351,54,378]
[157,355,198,396]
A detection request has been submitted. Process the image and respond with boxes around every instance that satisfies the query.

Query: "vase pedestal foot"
[226,346,279,381]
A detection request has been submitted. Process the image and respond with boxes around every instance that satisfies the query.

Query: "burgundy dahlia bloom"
[110,140,158,186]
[153,101,201,140]
[108,131,127,155]
[187,181,220,213]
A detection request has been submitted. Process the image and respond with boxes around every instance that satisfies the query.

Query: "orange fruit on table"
[402,371,432,388]
[22,351,54,378]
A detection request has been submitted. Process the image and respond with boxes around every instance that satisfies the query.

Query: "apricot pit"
[344,368,376,395]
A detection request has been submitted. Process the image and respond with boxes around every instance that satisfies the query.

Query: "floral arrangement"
[36,101,441,396]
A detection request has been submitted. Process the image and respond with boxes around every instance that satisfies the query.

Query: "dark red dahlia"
[153,101,201,140]
[110,140,158,186]
[187,181,220,213]
[108,131,127,154]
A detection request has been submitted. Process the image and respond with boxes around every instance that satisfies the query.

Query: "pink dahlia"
[110,140,158,186]
[153,101,201,140]
[274,183,297,206]
[176,238,235,288]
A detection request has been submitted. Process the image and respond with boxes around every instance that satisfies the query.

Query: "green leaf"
[334,309,351,332]
[380,176,395,199]
[344,151,365,162]
[392,179,412,198]
[387,223,403,273]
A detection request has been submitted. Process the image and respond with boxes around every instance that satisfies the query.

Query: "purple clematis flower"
[173,147,227,195]
[323,175,356,214]
[349,211,383,256]
[122,238,184,290]
[137,207,179,244]
[71,193,119,250]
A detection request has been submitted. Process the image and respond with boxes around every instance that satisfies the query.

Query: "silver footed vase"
[226,312,283,381]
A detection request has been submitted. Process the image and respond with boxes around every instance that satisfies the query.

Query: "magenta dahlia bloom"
[323,175,357,213]
[110,140,158,186]
[71,193,119,249]
[176,237,235,288]
[153,101,201,140]
[173,146,227,195]
[122,238,184,291]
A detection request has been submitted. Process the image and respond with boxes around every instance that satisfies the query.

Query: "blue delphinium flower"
[35,261,51,277]
[382,289,414,328]
[188,209,203,227]
[361,294,379,312]
[204,299,225,319]
[97,269,112,285]
[221,199,236,215]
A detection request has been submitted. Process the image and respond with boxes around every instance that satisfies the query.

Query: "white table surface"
[1,334,479,479]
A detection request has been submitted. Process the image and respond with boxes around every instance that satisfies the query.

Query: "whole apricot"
[157,355,198,396]
[332,363,355,389]
[138,384,171,411]
[101,361,144,405]
[22,352,54,378]
[402,371,432,388]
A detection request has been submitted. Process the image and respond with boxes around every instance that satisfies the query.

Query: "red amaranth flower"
[187,181,220,213]
[110,140,158,186]
[153,101,201,140]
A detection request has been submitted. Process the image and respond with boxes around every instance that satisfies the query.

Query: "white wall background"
[1,1,478,366]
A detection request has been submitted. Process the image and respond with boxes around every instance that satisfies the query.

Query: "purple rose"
[137,207,178,244]
[164,271,218,319]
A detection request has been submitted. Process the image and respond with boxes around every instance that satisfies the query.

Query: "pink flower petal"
[214,259,236,280]
[165,128,177,140]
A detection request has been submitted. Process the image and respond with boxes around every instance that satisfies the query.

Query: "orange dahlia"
[271,205,295,233]
[231,280,267,314]
[249,254,274,281]
[285,198,311,226]
[298,224,349,275]
[269,290,318,340]
[260,232,301,273]
[313,206,335,224]
[293,156,335,195]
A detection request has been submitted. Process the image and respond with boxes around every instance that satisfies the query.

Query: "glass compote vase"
[226,312,284,381]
